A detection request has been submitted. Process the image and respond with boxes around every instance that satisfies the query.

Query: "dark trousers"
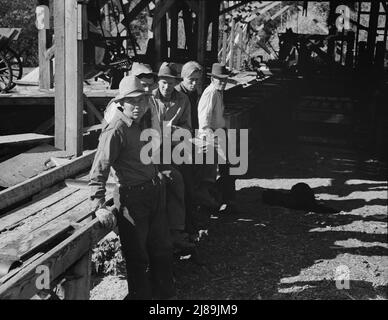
[174,163,197,234]
[113,178,175,299]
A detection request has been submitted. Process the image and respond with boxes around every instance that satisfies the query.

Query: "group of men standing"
[89,60,237,299]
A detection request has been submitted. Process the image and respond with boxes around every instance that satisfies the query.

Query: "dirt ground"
[90,143,388,300]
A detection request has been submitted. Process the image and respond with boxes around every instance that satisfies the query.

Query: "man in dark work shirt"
[89,75,175,300]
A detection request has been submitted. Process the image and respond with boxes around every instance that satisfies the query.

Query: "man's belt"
[120,176,161,191]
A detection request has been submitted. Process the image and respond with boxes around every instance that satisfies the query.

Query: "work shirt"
[175,83,199,131]
[89,110,158,203]
[152,88,192,132]
[197,83,226,134]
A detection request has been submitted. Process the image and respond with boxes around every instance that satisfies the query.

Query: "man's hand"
[95,207,117,229]
[90,198,106,212]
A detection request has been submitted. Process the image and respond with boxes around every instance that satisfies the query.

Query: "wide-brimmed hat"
[130,62,156,78]
[207,63,230,79]
[112,75,149,102]
[158,62,181,79]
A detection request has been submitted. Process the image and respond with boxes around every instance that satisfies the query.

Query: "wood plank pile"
[0,150,114,299]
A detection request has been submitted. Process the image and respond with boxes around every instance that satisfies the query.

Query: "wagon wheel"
[0,47,23,90]
[0,52,13,92]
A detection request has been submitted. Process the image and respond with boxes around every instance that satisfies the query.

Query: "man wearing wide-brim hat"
[89,75,175,299]
[196,63,238,213]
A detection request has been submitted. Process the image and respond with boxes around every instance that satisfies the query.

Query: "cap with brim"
[130,62,156,77]
[207,63,230,78]
[112,75,150,102]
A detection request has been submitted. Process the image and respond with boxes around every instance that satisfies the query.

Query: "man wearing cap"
[175,61,202,130]
[152,62,195,248]
[175,61,202,237]
[104,62,158,125]
[197,63,237,213]
[89,75,175,299]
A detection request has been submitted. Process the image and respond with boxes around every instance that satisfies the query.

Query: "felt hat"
[157,62,181,79]
[207,63,230,78]
[130,62,156,77]
[112,75,149,102]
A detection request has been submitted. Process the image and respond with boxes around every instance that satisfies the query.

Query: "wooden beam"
[0,218,109,299]
[63,251,91,299]
[219,0,256,15]
[0,188,77,233]
[197,0,207,67]
[84,95,103,122]
[152,0,176,28]
[54,0,66,150]
[0,150,96,211]
[366,1,380,65]
[246,1,281,22]
[65,0,84,156]
[0,134,53,147]
[121,0,151,26]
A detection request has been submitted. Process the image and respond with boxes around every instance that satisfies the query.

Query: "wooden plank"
[0,134,53,147]
[121,0,151,26]
[219,0,253,15]
[63,251,91,299]
[0,193,91,259]
[0,144,69,188]
[65,0,83,156]
[84,95,103,122]
[0,253,45,285]
[0,187,78,233]
[0,217,109,299]
[0,150,96,211]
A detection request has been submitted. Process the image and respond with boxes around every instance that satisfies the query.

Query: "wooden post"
[221,2,228,64]
[54,0,84,156]
[236,24,242,70]
[366,1,380,66]
[54,0,66,150]
[170,6,178,59]
[62,251,91,300]
[197,0,207,92]
[211,1,220,63]
[197,0,207,65]
[229,18,235,70]
[37,4,52,89]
